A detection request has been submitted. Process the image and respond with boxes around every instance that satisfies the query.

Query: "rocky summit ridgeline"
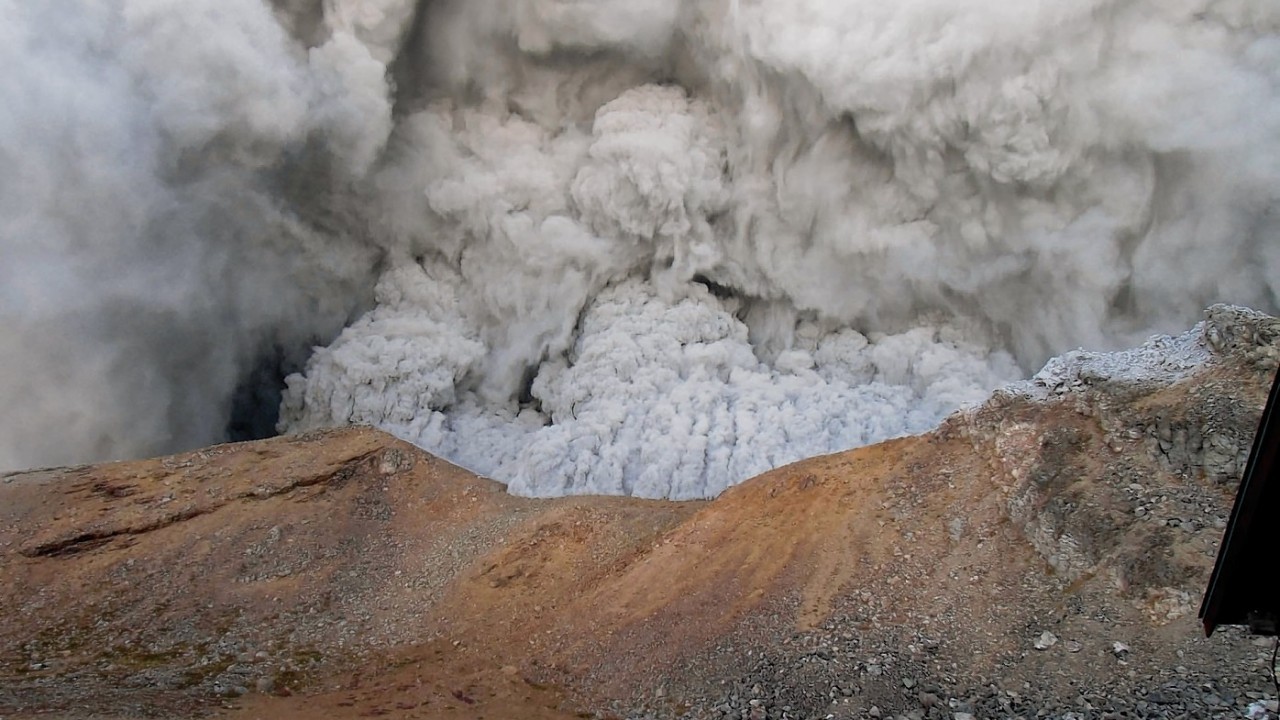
[2,306,1279,720]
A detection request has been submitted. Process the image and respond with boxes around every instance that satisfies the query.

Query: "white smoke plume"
[3,0,1277,499]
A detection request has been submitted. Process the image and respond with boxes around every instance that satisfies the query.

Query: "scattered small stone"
[214,683,246,698]
[1246,700,1277,720]
[1035,632,1058,650]
[1145,690,1173,704]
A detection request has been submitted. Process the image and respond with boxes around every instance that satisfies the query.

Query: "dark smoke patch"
[692,274,738,301]
[226,343,312,443]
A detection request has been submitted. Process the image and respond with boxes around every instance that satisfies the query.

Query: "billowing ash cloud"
[3,0,1278,498]
[0,0,392,469]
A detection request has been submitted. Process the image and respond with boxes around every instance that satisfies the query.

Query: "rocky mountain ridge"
[2,305,1278,720]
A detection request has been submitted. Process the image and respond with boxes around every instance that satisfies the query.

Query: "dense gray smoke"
[0,0,390,468]
[2,0,1277,498]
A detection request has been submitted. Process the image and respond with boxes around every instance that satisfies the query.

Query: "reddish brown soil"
[1,341,1274,719]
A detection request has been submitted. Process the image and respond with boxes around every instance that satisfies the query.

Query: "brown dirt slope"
[2,307,1278,720]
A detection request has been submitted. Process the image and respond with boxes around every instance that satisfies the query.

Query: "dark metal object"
[1200,368,1280,636]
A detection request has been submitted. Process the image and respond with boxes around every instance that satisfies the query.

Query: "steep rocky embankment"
[1,306,1278,720]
